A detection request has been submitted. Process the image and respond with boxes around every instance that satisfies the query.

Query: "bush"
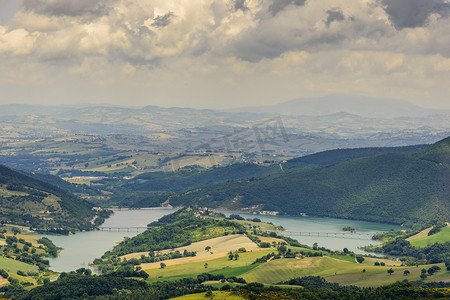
[355,256,365,263]
[260,242,271,248]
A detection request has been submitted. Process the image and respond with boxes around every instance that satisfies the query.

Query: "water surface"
[40,209,401,272]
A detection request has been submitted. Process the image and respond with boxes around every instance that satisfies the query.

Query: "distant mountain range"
[231,94,450,118]
[0,96,449,157]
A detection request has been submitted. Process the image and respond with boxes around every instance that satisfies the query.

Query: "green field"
[241,256,449,287]
[145,250,273,283]
[0,256,39,273]
[170,291,245,300]
[409,226,450,247]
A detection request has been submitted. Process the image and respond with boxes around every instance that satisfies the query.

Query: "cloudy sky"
[0,0,449,109]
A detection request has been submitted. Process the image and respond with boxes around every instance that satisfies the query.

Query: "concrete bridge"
[97,226,154,232]
[273,230,378,239]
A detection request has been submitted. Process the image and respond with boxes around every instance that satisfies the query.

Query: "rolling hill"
[168,137,450,226]
[0,164,102,233]
[103,144,428,207]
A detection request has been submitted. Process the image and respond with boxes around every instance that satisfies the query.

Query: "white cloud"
[0,0,449,109]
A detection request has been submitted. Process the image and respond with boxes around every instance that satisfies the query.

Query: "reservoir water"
[38,208,176,273]
[222,212,403,255]
[40,209,402,272]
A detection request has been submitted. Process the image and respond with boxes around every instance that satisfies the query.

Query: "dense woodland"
[167,137,450,227]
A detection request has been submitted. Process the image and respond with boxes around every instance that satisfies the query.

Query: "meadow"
[144,249,273,283]
[242,256,449,287]
[408,226,450,247]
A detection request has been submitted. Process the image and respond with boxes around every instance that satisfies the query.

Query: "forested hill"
[104,144,428,204]
[169,137,450,227]
[0,164,102,233]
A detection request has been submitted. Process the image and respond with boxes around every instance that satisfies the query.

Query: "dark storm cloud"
[22,0,116,17]
[152,12,174,28]
[382,0,450,29]
[234,0,247,11]
[325,8,345,27]
[268,0,307,16]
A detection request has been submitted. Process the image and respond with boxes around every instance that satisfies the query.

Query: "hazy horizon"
[0,93,447,112]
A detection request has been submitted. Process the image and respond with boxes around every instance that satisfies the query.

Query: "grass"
[0,256,39,273]
[325,254,356,263]
[169,291,245,300]
[241,256,449,287]
[144,250,273,283]
[406,227,433,241]
[124,234,260,261]
[409,226,450,247]
[207,263,262,277]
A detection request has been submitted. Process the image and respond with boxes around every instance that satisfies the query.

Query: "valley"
[0,102,449,299]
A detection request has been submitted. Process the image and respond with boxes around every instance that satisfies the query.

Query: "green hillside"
[418,136,450,167]
[169,137,450,226]
[102,145,428,207]
[284,144,428,169]
[0,164,103,233]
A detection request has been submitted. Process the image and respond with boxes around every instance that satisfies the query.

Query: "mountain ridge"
[167,136,450,227]
[231,94,450,118]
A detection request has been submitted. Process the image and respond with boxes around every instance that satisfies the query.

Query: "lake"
[39,209,402,272]
[38,208,176,273]
[222,212,403,255]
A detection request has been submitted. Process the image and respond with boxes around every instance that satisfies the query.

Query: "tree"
[313,242,318,250]
[228,251,234,260]
[278,245,287,256]
[204,263,208,268]
[387,268,394,276]
[403,270,410,276]
[160,262,166,269]
[420,273,427,280]
[234,253,239,260]
[205,290,213,298]
[355,256,365,263]
[205,246,211,252]
[343,248,349,254]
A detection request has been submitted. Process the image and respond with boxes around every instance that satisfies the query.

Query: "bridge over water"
[271,230,378,240]
[97,226,155,232]
[97,226,378,239]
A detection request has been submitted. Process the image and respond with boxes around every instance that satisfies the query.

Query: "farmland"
[408,226,450,248]
[242,256,449,287]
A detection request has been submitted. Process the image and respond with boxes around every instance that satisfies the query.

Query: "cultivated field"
[123,234,260,261]
[170,291,245,300]
[143,249,274,282]
[408,227,450,247]
[0,256,39,273]
[406,227,433,241]
[242,256,449,287]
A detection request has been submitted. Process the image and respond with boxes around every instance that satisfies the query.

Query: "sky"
[0,0,450,109]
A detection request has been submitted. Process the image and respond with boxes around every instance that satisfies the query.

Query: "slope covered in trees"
[0,164,103,232]
[168,137,450,226]
[103,144,428,207]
